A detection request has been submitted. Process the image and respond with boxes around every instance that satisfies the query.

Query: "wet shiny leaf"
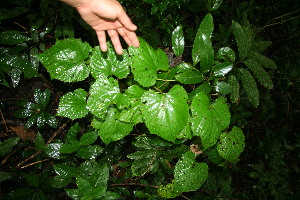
[80,131,98,145]
[215,82,232,94]
[237,68,259,107]
[172,26,184,57]
[217,126,245,162]
[232,21,251,60]
[191,92,230,149]
[141,85,189,142]
[217,47,235,62]
[192,13,214,72]
[54,163,77,178]
[128,38,169,87]
[34,88,50,109]
[244,59,273,89]
[0,137,20,157]
[212,62,233,77]
[228,75,239,103]
[44,143,63,159]
[0,31,30,45]
[90,43,130,79]
[57,88,88,120]
[87,76,120,118]
[38,39,91,82]
[34,132,45,151]
[50,176,71,188]
[76,145,103,160]
[173,151,208,193]
[211,0,223,11]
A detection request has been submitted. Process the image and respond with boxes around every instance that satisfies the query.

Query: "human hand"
[66,0,140,54]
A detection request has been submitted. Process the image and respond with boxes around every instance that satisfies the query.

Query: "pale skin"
[60,0,140,54]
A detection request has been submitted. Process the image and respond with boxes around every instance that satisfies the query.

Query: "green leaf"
[44,113,57,128]
[251,41,272,53]
[0,137,20,157]
[65,189,80,200]
[54,163,77,178]
[90,43,130,79]
[7,188,36,199]
[141,85,189,142]
[0,31,30,45]
[250,52,277,69]
[23,173,39,187]
[0,7,29,20]
[175,70,204,84]
[34,89,50,109]
[188,82,211,100]
[205,147,224,164]
[128,38,169,87]
[35,132,45,151]
[191,93,230,149]
[0,172,12,182]
[217,126,245,162]
[243,59,274,89]
[128,150,159,176]
[232,21,251,60]
[57,88,88,120]
[44,143,63,159]
[212,62,233,77]
[38,38,91,82]
[211,0,223,11]
[228,75,239,103]
[65,123,80,143]
[10,67,21,87]
[173,151,208,193]
[172,26,184,57]
[133,136,173,149]
[25,114,38,128]
[80,131,98,145]
[192,13,214,72]
[87,76,120,118]
[14,108,35,118]
[76,145,103,160]
[50,176,71,188]
[60,141,81,153]
[92,108,133,144]
[215,82,232,94]
[237,68,259,107]
[158,183,180,198]
[217,47,235,62]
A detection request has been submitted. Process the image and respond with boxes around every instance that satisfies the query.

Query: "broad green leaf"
[60,141,81,153]
[90,43,130,79]
[133,136,173,149]
[76,145,103,160]
[23,173,39,187]
[34,89,50,109]
[158,183,180,198]
[212,62,233,77]
[87,76,120,118]
[211,0,223,11]
[217,47,235,62]
[217,126,245,162]
[172,26,184,57]
[35,132,45,151]
[0,137,20,157]
[80,131,98,145]
[173,151,208,193]
[215,82,232,94]
[192,13,214,72]
[232,21,251,60]
[0,31,30,45]
[237,68,259,107]
[228,75,239,103]
[92,108,133,144]
[50,176,71,188]
[188,82,211,100]
[141,85,189,142]
[44,143,63,159]
[250,52,277,69]
[128,38,169,87]
[175,70,204,84]
[0,172,12,182]
[65,123,80,143]
[54,163,77,178]
[0,7,28,20]
[243,59,274,89]
[205,147,224,165]
[38,39,91,82]
[191,92,230,149]
[65,189,80,200]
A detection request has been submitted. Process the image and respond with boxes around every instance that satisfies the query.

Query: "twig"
[1,150,17,165]
[20,159,49,169]
[181,194,191,200]
[0,108,9,133]
[16,120,70,168]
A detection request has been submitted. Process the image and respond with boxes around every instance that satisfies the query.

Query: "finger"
[117,27,133,47]
[123,28,140,48]
[107,29,123,55]
[116,9,137,31]
[96,30,107,52]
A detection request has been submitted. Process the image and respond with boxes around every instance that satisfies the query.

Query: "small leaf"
[90,43,130,79]
[250,52,277,69]
[213,62,233,77]
[173,151,208,193]
[60,141,81,153]
[211,0,223,11]
[175,70,204,84]
[87,76,120,118]
[0,137,20,157]
[215,82,232,94]
[251,41,272,53]
[35,132,45,151]
[141,85,189,142]
[0,31,30,45]
[158,183,180,198]
[232,21,251,60]
[243,59,274,89]
[192,13,214,72]
[80,131,98,145]
[0,7,29,20]
[128,38,169,87]
[54,164,77,178]
[34,89,50,109]
[228,75,239,103]
[44,113,57,128]
[50,176,71,188]
[217,47,236,62]
[23,173,39,188]
[76,145,103,160]
[65,123,80,143]
[188,82,211,100]
[44,143,63,159]
[237,68,259,107]
[0,172,12,182]
[172,26,184,57]
[217,126,245,162]
[38,38,91,82]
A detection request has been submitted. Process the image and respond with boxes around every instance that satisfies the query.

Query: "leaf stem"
[156,78,176,82]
